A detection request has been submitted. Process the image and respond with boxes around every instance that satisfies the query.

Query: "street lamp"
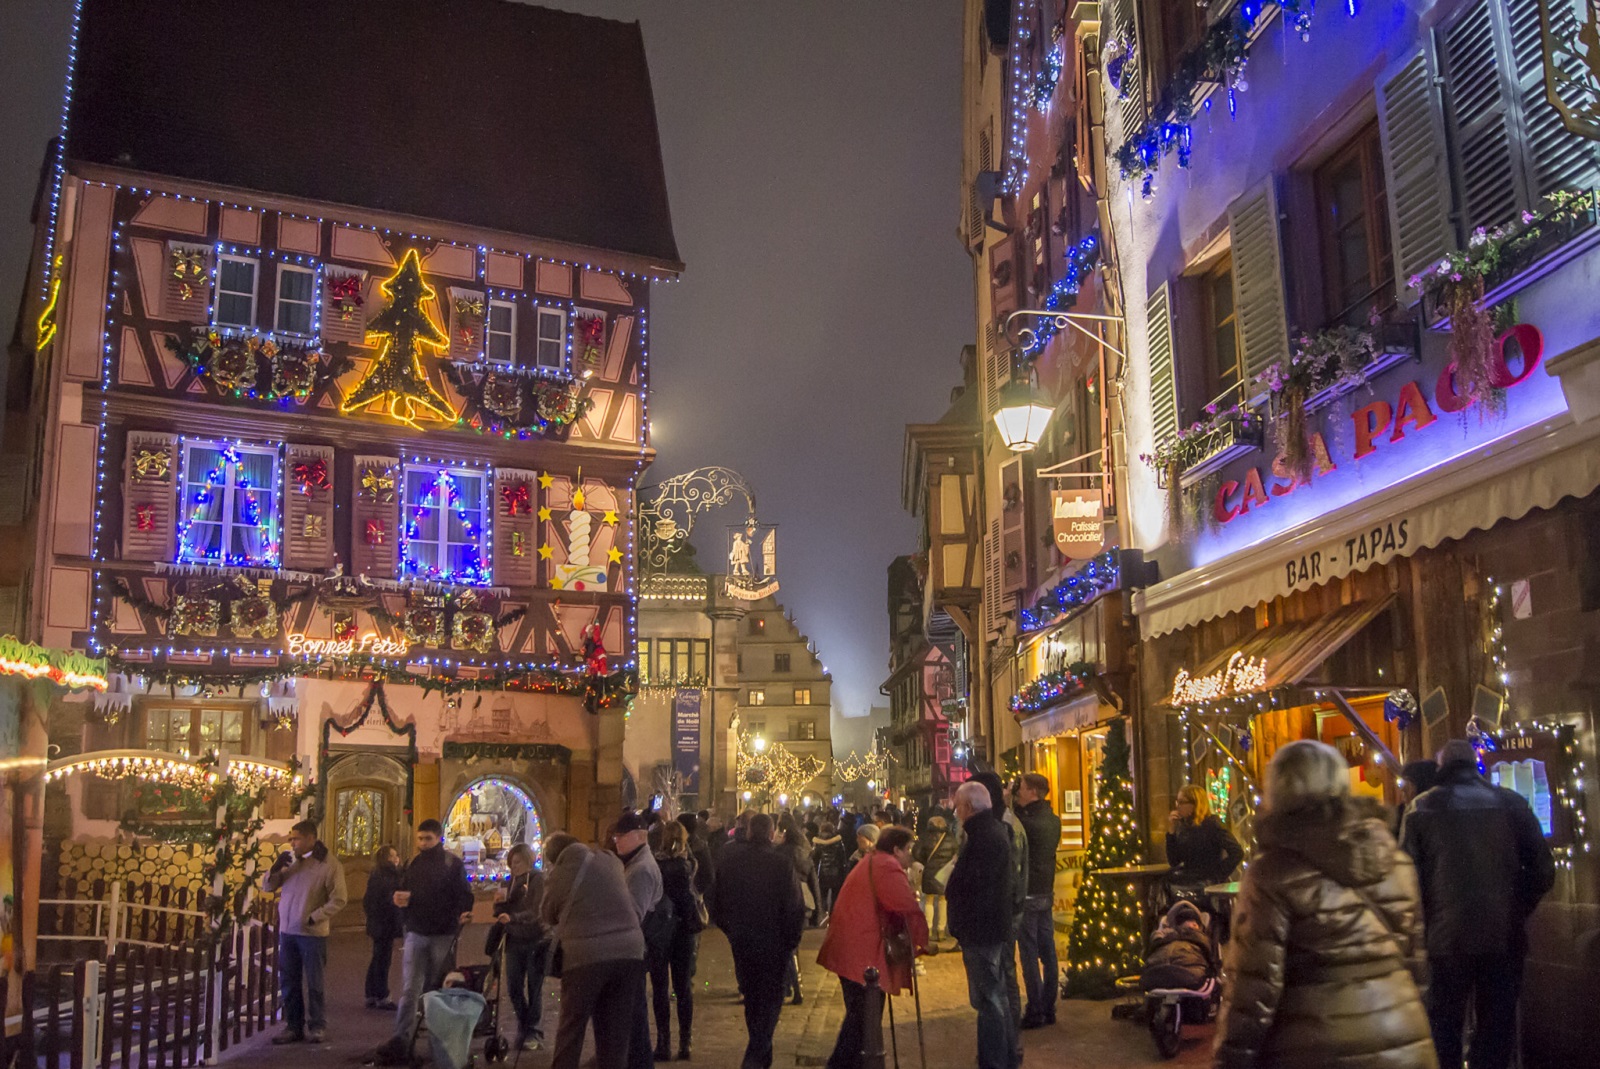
[778,793,789,807]
[993,378,1055,452]
[742,790,752,801]
[753,736,767,753]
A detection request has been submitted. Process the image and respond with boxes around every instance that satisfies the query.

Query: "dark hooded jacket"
[1400,760,1555,958]
[1212,797,1436,1069]
[1141,900,1214,992]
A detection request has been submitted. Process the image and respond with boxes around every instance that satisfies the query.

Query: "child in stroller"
[1138,899,1221,1058]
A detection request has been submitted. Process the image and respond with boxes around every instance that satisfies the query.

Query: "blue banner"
[672,688,703,795]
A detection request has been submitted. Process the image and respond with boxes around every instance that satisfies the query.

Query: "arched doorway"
[323,751,410,929]
[444,776,546,883]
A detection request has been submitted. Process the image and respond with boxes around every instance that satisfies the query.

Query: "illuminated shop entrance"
[445,776,545,883]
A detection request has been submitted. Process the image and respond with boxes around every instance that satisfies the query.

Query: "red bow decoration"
[134,503,156,532]
[500,480,532,517]
[293,457,330,495]
[327,276,364,305]
[365,519,386,545]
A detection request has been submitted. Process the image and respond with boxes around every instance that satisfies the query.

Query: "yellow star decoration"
[538,543,553,560]
[339,249,457,429]
[537,473,554,490]
[537,506,552,522]
[572,487,587,511]
[602,509,620,526]
[607,546,623,564]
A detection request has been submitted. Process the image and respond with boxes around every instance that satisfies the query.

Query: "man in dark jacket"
[678,812,716,897]
[1402,739,1556,1069]
[382,819,476,1057]
[972,771,1026,1066]
[710,813,804,1069]
[946,782,1016,1069]
[1013,773,1062,1028]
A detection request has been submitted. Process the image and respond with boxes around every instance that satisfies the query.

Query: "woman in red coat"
[816,827,929,1069]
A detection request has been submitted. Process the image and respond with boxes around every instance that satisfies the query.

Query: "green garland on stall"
[442,742,573,763]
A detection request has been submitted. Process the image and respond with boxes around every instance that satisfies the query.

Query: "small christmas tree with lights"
[1064,716,1144,997]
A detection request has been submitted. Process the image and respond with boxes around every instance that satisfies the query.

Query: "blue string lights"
[1113,0,1362,199]
[400,467,491,586]
[1019,550,1120,632]
[1011,663,1095,718]
[1021,234,1102,358]
[175,440,281,569]
[1030,41,1064,113]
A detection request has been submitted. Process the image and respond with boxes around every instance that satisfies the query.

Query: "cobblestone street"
[224,927,1210,1069]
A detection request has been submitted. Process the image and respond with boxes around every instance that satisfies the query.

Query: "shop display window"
[445,776,545,884]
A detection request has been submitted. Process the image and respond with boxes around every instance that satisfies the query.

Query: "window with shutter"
[121,431,179,562]
[400,465,491,585]
[1109,0,1146,143]
[1145,283,1178,446]
[215,255,259,330]
[1511,0,1600,198]
[1000,456,1028,594]
[274,264,317,337]
[1441,0,1527,233]
[1377,46,1456,302]
[175,440,281,568]
[1228,179,1291,393]
[982,322,1005,419]
[983,516,1004,636]
[351,455,400,578]
[283,445,335,571]
[493,467,538,586]
[322,268,369,345]
[990,235,1021,317]
[164,242,211,321]
[486,300,517,364]
[535,307,568,370]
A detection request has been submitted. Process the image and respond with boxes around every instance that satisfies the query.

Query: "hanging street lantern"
[993,378,1055,452]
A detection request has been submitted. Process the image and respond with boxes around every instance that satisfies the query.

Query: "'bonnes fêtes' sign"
[285,632,410,659]
[1170,651,1269,705]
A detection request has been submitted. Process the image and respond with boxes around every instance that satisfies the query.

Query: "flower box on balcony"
[1174,415,1265,489]
[1301,322,1421,413]
[1422,191,1600,330]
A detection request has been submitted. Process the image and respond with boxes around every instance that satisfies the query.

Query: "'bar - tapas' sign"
[285,631,410,659]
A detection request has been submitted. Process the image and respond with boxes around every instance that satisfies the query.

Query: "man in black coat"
[1013,772,1062,1028]
[710,813,804,1069]
[1402,739,1556,1069]
[945,781,1016,1069]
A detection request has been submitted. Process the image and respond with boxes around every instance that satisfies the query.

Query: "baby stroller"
[457,942,509,1064]
[1138,899,1222,1058]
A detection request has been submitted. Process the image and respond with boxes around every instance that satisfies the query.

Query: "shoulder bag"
[868,857,915,972]
[548,850,594,979]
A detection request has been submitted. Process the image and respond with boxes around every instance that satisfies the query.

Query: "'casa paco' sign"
[1209,325,1546,526]
[285,631,410,659]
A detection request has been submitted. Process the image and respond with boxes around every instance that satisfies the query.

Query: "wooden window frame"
[748,689,766,706]
[400,464,490,585]
[774,651,791,673]
[794,687,812,706]
[486,300,517,365]
[214,254,258,329]
[274,263,318,337]
[1200,254,1243,410]
[176,439,282,568]
[535,307,567,370]
[789,718,817,742]
[1314,120,1396,327]
[140,701,256,761]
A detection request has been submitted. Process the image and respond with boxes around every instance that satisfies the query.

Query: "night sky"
[0,1,973,754]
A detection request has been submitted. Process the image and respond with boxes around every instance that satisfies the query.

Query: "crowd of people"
[254,736,1550,1069]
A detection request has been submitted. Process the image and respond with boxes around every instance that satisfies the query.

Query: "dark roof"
[67,0,680,267]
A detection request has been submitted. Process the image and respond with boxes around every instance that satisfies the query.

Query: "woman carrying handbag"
[816,827,929,1069]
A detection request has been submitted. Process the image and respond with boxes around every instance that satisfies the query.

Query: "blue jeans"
[505,938,547,1040]
[393,931,459,1043]
[961,942,1016,1069]
[1016,895,1058,1017]
[279,934,327,1034]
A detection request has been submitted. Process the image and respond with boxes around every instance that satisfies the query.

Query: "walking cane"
[885,987,901,1069]
[910,971,927,1069]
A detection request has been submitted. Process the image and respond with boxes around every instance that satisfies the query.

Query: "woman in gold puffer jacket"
[1213,740,1437,1069]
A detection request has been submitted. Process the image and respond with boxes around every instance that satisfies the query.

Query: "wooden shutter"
[1510,0,1600,199]
[449,287,486,361]
[981,321,1012,419]
[1377,45,1457,304]
[982,517,1004,636]
[351,455,400,579]
[1228,179,1291,391]
[163,242,211,321]
[1107,0,1145,143]
[282,444,335,571]
[122,431,178,562]
[493,467,539,587]
[321,268,369,345]
[1145,283,1178,447]
[990,235,1021,317]
[1440,0,1527,231]
[999,456,1028,595]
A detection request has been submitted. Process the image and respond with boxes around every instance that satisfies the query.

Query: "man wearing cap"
[613,812,664,1069]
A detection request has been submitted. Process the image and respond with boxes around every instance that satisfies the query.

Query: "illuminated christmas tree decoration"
[340,249,459,428]
[1065,717,1143,996]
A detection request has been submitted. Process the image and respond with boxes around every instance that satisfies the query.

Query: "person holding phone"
[263,819,347,1045]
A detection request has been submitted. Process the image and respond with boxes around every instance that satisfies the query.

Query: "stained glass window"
[336,787,386,860]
